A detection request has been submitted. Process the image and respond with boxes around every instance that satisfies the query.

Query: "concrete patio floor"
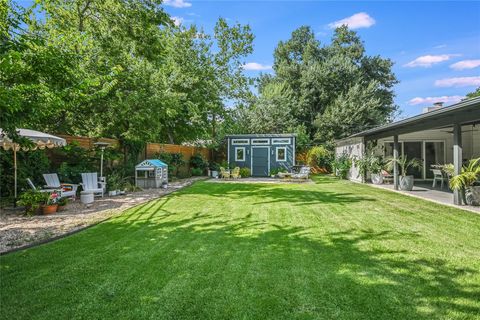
[370,182,480,213]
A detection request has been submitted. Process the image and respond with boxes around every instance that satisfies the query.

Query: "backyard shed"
[135,159,168,189]
[226,134,296,177]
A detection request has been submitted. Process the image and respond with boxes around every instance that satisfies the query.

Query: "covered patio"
[337,97,480,207]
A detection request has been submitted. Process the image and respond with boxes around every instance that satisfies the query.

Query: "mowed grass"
[1,175,480,320]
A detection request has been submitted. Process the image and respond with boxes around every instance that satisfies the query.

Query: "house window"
[276,147,287,162]
[235,147,245,161]
[252,139,270,145]
[232,139,249,145]
[272,138,291,145]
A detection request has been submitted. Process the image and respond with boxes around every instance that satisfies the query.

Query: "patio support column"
[453,123,463,205]
[393,135,399,190]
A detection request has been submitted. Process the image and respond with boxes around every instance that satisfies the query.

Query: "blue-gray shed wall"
[227,135,296,176]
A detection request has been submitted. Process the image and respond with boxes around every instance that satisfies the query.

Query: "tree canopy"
[235,25,398,147]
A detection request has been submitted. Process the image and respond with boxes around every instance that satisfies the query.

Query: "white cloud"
[404,54,459,68]
[434,44,447,49]
[450,59,480,70]
[408,95,464,106]
[163,0,191,8]
[171,16,184,26]
[328,12,376,30]
[242,62,272,71]
[435,76,480,87]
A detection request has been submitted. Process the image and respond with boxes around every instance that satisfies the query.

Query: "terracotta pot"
[42,204,58,215]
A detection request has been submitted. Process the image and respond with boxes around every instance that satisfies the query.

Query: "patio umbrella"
[0,129,67,202]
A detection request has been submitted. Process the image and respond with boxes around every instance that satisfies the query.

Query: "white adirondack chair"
[42,173,78,199]
[80,172,104,197]
[27,178,51,193]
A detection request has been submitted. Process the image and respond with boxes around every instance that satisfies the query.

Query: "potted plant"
[387,155,422,191]
[42,191,59,215]
[17,190,45,216]
[270,168,279,178]
[209,162,220,178]
[449,158,480,206]
[370,156,385,185]
[57,197,68,211]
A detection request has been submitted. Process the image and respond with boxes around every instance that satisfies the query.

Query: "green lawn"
[1,176,480,320]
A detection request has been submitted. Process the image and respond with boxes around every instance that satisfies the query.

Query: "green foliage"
[0,149,50,198]
[57,197,68,206]
[306,146,333,170]
[464,87,480,100]
[157,152,186,177]
[17,190,47,216]
[54,142,96,184]
[239,167,251,178]
[354,153,385,181]
[387,155,422,177]
[332,153,352,179]
[234,25,397,145]
[449,158,480,191]
[191,168,204,176]
[270,167,288,176]
[190,154,208,170]
[209,162,220,171]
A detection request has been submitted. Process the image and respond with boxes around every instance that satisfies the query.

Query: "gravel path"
[0,177,207,254]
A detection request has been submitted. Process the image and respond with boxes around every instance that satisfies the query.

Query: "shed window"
[235,147,245,161]
[272,138,291,145]
[276,147,287,162]
[252,139,270,145]
[232,139,249,145]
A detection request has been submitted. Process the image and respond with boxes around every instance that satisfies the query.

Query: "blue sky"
[164,0,480,118]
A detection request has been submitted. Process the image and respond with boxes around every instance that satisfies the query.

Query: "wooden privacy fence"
[56,134,211,162]
[145,143,211,161]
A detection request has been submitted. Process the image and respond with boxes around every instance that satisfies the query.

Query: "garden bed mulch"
[0,177,207,254]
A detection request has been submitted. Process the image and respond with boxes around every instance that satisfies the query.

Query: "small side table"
[80,191,94,205]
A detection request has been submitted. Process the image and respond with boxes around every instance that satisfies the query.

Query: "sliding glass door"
[425,141,445,179]
[403,142,423,178]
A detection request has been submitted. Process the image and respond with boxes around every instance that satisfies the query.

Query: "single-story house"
[336,97,480,205]
[226,134,296,177]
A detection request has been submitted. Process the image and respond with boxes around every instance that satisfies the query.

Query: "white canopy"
[0,128,66,151]
[0,129,67,201]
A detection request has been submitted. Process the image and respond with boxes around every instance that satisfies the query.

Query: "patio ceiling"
[350,97,480,141]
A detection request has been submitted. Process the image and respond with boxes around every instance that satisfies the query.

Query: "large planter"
[371,173,384,185]
[466,186,480,206]
[399,175,414,191]
[42,204,58,215]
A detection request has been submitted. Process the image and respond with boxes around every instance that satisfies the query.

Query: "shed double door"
[252,147,269,177]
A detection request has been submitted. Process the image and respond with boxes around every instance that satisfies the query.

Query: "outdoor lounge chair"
[27,178,52,193]
[220,167,230,179]
[382,170,394,184]
[42,174,78,199]
[231,167,240,179]
[432,169,447,189]
[292,166,310,179]
[80,172,104,197]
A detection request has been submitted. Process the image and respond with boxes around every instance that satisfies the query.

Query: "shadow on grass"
[1,203,479,320]
[176,179,376,207]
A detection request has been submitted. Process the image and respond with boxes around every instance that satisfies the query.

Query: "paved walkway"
[370,183,480,214]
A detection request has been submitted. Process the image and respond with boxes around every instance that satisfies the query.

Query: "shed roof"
[343,96,480,141]
[136,159,167,168]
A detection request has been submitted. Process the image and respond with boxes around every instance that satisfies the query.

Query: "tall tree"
[237,25,398,145]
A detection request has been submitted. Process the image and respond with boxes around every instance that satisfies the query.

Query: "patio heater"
[93,141,110,184]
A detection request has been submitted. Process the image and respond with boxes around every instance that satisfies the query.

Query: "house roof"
[225,133,296,138]
[344,96,480,141]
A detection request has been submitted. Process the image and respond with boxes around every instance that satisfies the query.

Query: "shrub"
[307,145,333,171]
[190,153,208,170]
[332,153,352,179]
[157,152,185,177]
[17,190,47,216]
[191,168,203,176]
[239,167,251,178]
